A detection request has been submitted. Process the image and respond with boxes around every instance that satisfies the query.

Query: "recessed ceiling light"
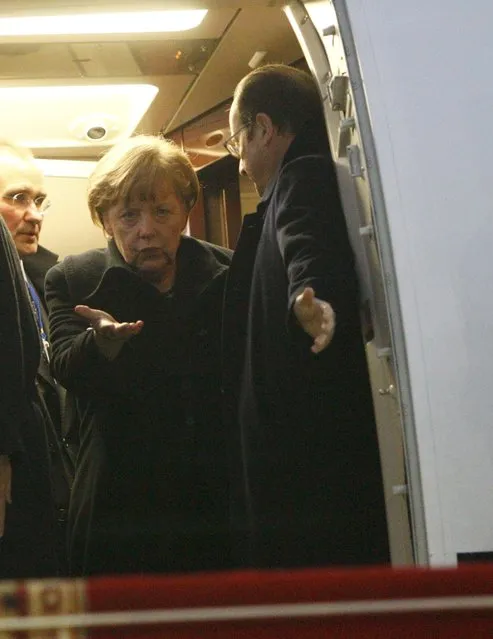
[0,84,159,148]
[35,159,97,178]
[0,10,208,37]
[205,131,226,147]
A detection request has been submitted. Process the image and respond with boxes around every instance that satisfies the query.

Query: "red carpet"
[1,564,493,637]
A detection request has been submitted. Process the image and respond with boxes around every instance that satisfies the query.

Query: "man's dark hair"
[233,64,325,137]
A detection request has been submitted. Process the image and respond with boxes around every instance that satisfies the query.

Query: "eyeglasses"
[3,192,51,214]
[223,121,251,159]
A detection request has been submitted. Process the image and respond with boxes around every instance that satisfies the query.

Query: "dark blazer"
[223,128,390,569]
[0,219,58,577]
[45,236,233,576]
[24,246,75,575]
[24,247,75,497]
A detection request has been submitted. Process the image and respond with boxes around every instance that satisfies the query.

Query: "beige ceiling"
[0,1,289,11]
[0,2,303,163]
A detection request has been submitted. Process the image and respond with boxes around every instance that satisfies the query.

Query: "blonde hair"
[88,135,199,227]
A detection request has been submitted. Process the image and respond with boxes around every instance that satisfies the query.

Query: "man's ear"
[255,112,275,144]
[180,215,189,234]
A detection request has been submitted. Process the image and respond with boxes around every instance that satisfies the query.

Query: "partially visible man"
[23,245,75,574]
[24,244,76,489]
[0,140,71,575]
[223,65,390,568]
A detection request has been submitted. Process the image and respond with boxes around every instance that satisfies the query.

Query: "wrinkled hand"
[75,305,144,342]
[293,287,336,354]
[0,455,12,537]
[75,305,144,360]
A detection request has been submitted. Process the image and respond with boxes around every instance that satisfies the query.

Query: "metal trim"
[331,0,428,564]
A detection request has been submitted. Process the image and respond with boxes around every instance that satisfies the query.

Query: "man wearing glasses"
[222,65,390,569]
[0,140,69,577]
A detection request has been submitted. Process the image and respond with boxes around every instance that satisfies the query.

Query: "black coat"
[45,236,232,576]
[223,131,390,569]
[0,219,58,577]
[24,246,75,575]
[24,247,74,506]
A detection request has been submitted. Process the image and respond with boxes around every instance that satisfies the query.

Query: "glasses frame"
[223,121,251,159]
[3,192,51,214]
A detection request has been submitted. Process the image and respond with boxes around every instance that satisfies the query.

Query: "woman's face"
[103,180,188,285]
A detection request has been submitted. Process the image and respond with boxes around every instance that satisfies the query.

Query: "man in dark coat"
[0,215,58,577]
[0,141,73,574]
[24,245,76,483]
[223,64,390,568]
[24,246,75,573]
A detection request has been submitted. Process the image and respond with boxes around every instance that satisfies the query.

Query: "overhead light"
[0,10,208,37]
[0,84,159,148]
[248,51,268,69]
[35,159,97,179]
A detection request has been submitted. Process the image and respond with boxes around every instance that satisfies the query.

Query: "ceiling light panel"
[0,84,159,148]
[0,10,208,36]
[35,158,97,178]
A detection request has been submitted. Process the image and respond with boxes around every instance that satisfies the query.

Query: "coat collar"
[23,245,59,296]
[258,122,330,212]
[84,235,229,303]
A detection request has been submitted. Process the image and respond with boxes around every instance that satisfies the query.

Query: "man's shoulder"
[23,245,59,292]
[281,152,333,179]
[273,152,337,201]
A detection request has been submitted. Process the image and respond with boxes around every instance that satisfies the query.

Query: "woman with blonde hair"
[46,135,232,575]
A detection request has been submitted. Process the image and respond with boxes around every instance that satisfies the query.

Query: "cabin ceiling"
[0,1,303,166]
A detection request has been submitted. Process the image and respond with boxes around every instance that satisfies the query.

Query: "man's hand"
[75,305,144,360]
[293,287,336,354]
[0,455,12,537]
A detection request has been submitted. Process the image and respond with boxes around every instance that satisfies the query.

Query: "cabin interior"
[0,0,415,567]
[0,0,305,257]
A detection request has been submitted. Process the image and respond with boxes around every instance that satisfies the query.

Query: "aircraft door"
[285,0,416,566]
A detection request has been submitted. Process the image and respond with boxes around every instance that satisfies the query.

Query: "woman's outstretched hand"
[75,305,144,360]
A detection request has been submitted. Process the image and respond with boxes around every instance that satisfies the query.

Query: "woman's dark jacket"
[223,129,390,569]
[45,236,232,576]
[0,218,58,577]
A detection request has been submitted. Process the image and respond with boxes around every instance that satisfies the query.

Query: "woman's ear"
[100,211,113,238]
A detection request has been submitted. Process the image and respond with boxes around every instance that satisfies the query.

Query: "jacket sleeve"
[45,261,136,397]
[0,219,28,456]
[274,155,360,321]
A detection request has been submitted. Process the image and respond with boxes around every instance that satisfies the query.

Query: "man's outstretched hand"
[293,287,336,354]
